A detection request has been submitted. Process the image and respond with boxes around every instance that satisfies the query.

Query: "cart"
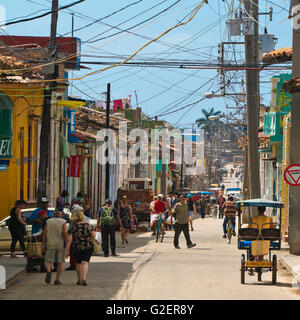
[26,232,45,273]
[236,199,284,285]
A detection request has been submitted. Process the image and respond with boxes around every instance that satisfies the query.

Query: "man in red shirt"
[150,194,170,236]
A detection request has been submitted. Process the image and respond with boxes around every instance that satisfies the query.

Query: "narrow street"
[0,216,299,300]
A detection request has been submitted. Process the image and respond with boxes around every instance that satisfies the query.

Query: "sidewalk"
[279,244,300,283]
[0,254,26,289]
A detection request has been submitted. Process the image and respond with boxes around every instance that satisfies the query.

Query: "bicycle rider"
[222,196,237,239]
[150,194,170,236]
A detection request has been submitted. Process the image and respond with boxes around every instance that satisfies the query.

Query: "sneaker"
[54,280,62,285]
[45,272,52,284]
[76,281,82,285]
[175,246,181,249]
[223,235,227,239]
[151,232,156,236]
[187,243,196,249]
[82,281,88,286]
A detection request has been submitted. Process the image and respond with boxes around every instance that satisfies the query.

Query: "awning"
[54,100,86,109]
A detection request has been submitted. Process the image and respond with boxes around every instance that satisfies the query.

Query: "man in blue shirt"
[29,198,53,235]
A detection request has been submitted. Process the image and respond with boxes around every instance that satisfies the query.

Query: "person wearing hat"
[43,210,68,285]
[96,199,122,257]
[151,194,170,236]
[29,197,53,236]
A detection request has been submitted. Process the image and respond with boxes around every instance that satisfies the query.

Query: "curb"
[5,267,26,289]
[280,256,300,279]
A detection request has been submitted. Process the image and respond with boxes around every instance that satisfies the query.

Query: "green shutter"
[0,92,13,159]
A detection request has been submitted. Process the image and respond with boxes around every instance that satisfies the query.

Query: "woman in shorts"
[66,210,95,286]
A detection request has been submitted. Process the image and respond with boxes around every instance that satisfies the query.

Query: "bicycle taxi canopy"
[236,199,284,209]
[236,198,284,252]
[236,199,284,285]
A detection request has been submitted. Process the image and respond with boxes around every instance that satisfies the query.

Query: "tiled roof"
[0,54,31,75]
[282,77,300,93]
[262,47,292,64]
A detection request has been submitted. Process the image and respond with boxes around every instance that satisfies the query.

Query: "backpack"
[100,206,115,226]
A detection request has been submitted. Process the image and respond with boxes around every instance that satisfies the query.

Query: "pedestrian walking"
[186,194,196,231]
[8,200,28,258]
[118,196,133,246]
[171,195,196,249]
[217,195,226,219]
[71,192,84,209]
[97,199,122,257]
[171,193,179,209]
[83,194,92,218]
[56,190,69,211]
[199,196,206,219]
[43,210,68,285]
[66,210,96,286]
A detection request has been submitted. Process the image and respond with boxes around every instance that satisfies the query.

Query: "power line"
[1,0,85,27]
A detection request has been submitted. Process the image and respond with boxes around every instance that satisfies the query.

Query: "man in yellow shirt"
[249,206,274,230]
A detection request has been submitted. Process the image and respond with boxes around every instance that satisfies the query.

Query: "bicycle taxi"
[236,199,284,285]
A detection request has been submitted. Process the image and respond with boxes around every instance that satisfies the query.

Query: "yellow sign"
[238,136,248,152]
[245,261,272,268]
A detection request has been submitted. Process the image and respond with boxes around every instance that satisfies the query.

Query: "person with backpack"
[96,199,122,257]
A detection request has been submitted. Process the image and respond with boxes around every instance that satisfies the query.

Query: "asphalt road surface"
[0,216,299,300]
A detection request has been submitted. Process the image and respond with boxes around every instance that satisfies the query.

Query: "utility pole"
[289,0,300,254]
[37,0,59,206]
[244,0,261,201]
[105,83,111,200]
[180,129,184,192]
[135,107,142,178]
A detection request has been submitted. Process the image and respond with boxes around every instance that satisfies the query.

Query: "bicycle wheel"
[241,254,245,284]
[272,255,277,285]
[227,222,232,244]
[155,223,159,243]
[160,223,164,243]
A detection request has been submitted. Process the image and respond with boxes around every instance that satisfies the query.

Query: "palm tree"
[195,107,222,129]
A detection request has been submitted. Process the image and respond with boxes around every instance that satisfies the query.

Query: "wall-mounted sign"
[0,137,12,159]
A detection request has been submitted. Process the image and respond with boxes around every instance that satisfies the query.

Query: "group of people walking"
[8,192,135,287]
[150,193,197,249]
[8,188,245,286]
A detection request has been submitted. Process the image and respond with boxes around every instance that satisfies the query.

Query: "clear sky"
[0,0,293,128]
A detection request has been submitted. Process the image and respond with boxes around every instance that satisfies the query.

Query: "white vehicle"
[0,207,97,252]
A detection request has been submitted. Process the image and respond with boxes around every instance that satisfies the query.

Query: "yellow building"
[0,82,44,220]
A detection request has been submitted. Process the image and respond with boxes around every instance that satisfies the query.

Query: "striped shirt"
[223,201,237,217]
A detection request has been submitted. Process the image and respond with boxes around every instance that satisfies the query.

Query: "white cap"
[41,197,49,202]
[72,204,83,211]
[158,194,164,198]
